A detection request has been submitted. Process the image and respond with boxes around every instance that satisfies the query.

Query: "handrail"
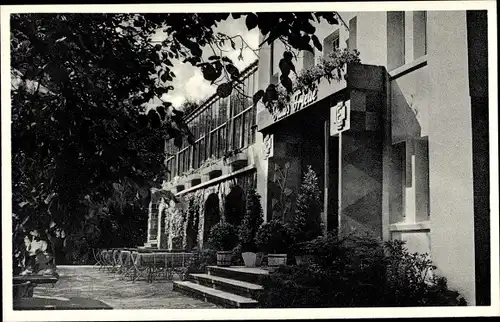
[232,105,253,119]
[183,60,258,121]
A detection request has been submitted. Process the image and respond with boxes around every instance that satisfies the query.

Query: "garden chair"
[164,253,192,281]
[128,251,150,283]
[92,249,104,269]
[110,249,121,273]
[98,249,108,271]
[103,249,115,272]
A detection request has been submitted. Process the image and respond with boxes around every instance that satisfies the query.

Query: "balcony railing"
[164,60,258,181]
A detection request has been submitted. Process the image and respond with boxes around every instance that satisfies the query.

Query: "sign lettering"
[272,88,318,122]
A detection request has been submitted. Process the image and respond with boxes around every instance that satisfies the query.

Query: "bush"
[258,234,467,307]
[238,189,264,252]
[208,222,238,251]
[289,166,322,254]
[181,248,217,279]
[255,220,292,254]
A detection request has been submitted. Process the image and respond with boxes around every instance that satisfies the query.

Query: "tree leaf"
[245,13,258,30]
[216,82,233,98]
[280,75,293,93]
[221,56,234,64]
[225,64,240,80]
[253,90,265,106]
[112,182,123,192]
[279,58,291,77]
[264,84,278,102]
[312,34,323,51]
[201,64,219,82]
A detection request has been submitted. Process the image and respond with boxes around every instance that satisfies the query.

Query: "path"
[28,265,219,309]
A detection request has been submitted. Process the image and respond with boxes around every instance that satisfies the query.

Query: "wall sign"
[271,88,319,122]
[330,100,350,136]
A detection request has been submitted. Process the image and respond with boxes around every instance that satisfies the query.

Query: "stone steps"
[173,265,270,308]
[173,281,259,308]
[189,273,263,299]
[206,266,269,285]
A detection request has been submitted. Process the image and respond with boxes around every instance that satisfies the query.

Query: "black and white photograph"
[1,1,498,321]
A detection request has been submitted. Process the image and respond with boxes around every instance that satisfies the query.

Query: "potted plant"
[172,176,186,192]
[208,222,238,267]
[200,157,223,181]
[255,220,291,271]
[238,189,264,267]
[289,166,323,265]
[224,148,247,170]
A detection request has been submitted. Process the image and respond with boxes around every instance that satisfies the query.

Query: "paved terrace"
[26,266,219,309]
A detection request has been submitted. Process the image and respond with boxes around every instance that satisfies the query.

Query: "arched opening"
[203,193,220,247]
[225,186,246,227]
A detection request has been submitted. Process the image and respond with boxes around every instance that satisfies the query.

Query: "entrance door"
[203,194,220,247]
[327,135,340,232]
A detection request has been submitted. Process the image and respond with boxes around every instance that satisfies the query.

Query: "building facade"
[146,11,489,306]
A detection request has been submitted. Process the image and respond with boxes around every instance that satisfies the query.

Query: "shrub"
[255,220,292,254]
[238,189,264,252]
[208,222,238,251]
[258,234,467,308]
[289,166,322,254]
[181,248,217,279]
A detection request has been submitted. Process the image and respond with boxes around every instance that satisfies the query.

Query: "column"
[427,11,475,304]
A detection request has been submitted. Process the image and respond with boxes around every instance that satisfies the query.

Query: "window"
[303,50,315,70]
[413,11,427,59]
[348,16,357,51]
[150,203,159,240]
[387,11,405,70]
[390,139,430,224]
[270,41,274,77]
[323,29,340,58]
[332,37,340,52]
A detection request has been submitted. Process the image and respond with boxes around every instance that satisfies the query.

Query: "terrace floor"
[24,265,219,310]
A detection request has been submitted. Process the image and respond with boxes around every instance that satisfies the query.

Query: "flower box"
[200,164,222,181]
[225,151,248,171]
[185,173,202,188]
[171,176,186,192]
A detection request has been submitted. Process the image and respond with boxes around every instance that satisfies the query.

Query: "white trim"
[175,164,256,197]
[389,220,431,232]
[389,54,428,80]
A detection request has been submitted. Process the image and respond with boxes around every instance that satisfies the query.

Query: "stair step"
[190,273,263,299]
[173,281,258,308]
[207,266,269,285]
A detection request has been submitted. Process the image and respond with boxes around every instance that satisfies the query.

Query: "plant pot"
[242,252,257,268]
[295,254,315,265]
[226,152,248,170]
[267,253,287,268]
[255,252,264,267]
[216,251,233,267]
[186,174,202,188]
[201,166,223,181]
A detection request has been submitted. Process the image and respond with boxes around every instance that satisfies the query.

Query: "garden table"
[128,252,192,283]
